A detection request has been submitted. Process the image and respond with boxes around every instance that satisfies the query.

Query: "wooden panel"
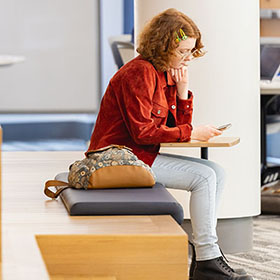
[0,128,2,278]
[260,0,280,9]
[36,234,188,280]
[0,126,2,264]
[260,19,280,37]
[161,136,240,148]
[38,276,117,280]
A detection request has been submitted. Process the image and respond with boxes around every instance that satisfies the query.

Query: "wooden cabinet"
[260,0,280,37]
[260,0,280,9]
[261,19,280,37]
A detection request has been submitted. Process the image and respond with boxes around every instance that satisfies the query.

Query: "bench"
[36,172,189,279]
[1,151,189,279]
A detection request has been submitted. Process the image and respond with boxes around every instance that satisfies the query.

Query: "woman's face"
[168,37,197,69]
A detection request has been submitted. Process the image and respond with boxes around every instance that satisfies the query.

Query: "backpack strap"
[44,180,71,199]
[85,144,132,157]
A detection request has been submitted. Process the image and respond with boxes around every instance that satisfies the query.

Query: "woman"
[87,8,253,280]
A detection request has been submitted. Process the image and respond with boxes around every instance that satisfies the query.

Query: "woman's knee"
[190,166,217,193]
[206,161,226,185]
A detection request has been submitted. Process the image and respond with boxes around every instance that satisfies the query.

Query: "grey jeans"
[151,153,226,261]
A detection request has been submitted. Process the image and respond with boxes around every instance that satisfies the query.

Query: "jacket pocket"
[151,103,169,126]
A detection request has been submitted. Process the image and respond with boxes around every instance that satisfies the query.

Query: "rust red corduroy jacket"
[86,55,193,166]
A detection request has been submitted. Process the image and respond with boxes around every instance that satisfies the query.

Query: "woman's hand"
[191,125,222,141]
[169,66,189,100]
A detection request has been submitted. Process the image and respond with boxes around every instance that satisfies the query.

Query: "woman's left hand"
[169,66,189,100]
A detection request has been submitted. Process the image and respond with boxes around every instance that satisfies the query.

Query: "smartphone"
[217,123,232,131]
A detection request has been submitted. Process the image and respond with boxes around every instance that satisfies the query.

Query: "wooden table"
[161,136,240,159]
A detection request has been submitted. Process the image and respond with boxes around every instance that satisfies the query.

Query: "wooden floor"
[1,151,188,279]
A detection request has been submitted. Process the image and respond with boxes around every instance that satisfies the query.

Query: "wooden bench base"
[36,215,188,280]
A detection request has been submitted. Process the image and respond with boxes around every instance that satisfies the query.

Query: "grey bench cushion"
[55,172,184,224]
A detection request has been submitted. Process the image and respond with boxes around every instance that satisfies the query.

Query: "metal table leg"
[201,147,208,160]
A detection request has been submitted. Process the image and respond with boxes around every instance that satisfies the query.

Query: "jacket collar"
[158,71,176,89]
[135,55,176,87]
[165,71,176,86]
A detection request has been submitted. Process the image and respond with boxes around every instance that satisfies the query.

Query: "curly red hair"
[136,8,205,71]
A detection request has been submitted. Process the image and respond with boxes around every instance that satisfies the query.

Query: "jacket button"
[186,105,190,108]
[157,110,161,114]
[171,105,176,109]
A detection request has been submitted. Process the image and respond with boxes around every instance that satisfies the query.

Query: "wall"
[0,0,99,113]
